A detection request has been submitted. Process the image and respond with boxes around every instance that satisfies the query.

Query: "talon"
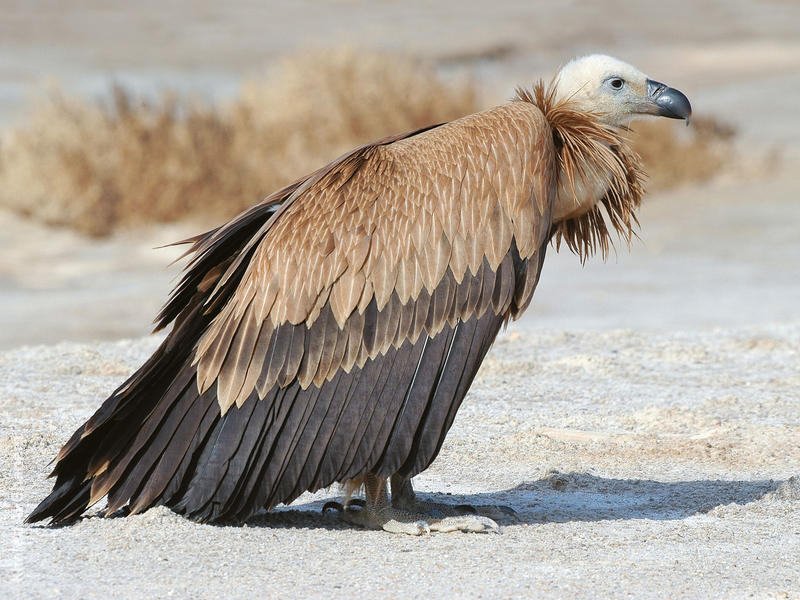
[382,518,431,536]
[346,498,366,509]
[322,501,344,514]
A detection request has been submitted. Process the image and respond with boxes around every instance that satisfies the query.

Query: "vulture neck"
[515,82,645,260]
[552,160,612,222]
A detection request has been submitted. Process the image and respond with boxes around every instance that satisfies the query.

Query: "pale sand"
[2,322,798,599]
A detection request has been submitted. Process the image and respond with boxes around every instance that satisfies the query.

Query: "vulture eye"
[608,77,625,90]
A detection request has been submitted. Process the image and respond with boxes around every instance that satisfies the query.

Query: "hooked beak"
[646,79,692,125]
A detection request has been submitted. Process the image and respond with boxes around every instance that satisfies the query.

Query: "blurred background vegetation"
[0,46,732,237]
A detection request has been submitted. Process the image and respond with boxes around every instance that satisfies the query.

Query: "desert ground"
[1,1,799,598]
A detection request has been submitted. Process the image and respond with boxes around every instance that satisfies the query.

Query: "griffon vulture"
[27,54,691,534]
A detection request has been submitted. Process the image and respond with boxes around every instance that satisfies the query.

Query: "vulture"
[27,54,691,534]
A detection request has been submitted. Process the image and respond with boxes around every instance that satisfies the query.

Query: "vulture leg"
[390,475,519,523]
[328,473,500,534]
[327,473,430,535]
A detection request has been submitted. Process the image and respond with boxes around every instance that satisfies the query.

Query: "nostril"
[646,79,668,99]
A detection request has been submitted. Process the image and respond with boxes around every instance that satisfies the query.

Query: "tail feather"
[25,341,192,523]
[26,196,284,526]
[104,367,198,514]
[51,481,93,523]
[156,394,220,506]
[26,476,90,524]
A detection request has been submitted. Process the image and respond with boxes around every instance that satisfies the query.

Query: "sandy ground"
[2,323,798,598]
[2,1,800,598]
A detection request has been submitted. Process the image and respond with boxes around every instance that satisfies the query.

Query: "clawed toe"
[382,517,431,536]
[497,504,520,520]
[323,497,498,535]
[328,503,431,535]
[474,503,520,521]
[322,500,344,514]
[322,497,367,515]
[429,514,500,534]
[323,475,512,534]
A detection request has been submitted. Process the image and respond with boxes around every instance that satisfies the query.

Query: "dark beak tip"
[647,78,692,123]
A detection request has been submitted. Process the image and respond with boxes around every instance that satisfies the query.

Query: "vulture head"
[544,54,692,240]
[553,54,692,126]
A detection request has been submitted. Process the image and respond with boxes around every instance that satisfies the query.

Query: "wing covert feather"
[197,101,555,411]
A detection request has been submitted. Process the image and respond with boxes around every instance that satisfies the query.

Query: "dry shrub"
[0,89,249,236]
[628,116,735,192]
[0,48,476,236]
[232,49,477,189]
[0,48,731,236]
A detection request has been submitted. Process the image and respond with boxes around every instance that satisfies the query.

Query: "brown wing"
[197,101,555,412]
[28,101,557,525]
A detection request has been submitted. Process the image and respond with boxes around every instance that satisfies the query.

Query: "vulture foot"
[336,502,431,535]
[390,475,518,523]
[324,473,501,534]
[324,499,498,535]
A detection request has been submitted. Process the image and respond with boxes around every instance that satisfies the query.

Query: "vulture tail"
[25,344,195,524]
[25,198,285,526]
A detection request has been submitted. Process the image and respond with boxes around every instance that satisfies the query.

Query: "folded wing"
[28,100,556,524]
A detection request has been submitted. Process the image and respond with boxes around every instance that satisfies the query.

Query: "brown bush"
[0,48,730,236]
[629,116,735,192]
[0,49,476,236]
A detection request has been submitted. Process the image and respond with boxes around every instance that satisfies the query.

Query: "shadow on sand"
[244,471,783,531]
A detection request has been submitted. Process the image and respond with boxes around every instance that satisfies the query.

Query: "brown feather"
[515,82,645,262]
[198,81,645,407]
[29,70,657,526]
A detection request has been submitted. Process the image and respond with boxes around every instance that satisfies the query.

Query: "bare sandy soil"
[2,321,798,598]
[2,2,800,599]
